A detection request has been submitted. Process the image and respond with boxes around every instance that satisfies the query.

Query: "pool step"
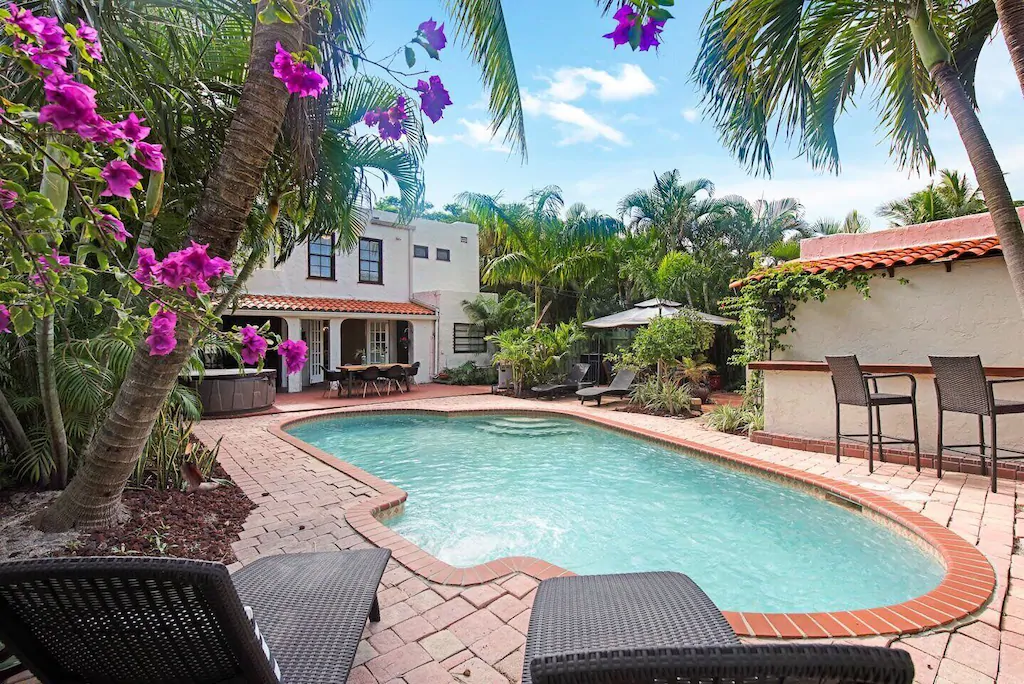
[477,418,577,437]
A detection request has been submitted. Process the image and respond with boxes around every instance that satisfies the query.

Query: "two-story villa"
[225,211,491,392]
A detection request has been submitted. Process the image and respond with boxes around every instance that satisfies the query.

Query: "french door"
[367,321,389,364]
[303,320,325,383]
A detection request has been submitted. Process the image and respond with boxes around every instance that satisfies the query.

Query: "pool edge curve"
[269,406,996,640]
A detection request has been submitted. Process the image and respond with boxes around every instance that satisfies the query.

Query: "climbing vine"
[719,263,879,404]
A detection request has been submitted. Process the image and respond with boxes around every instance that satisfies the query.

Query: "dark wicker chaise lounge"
[524,572,914,684]
[532,363,592,398]
[576,369,637,406]
[0,549,391,684]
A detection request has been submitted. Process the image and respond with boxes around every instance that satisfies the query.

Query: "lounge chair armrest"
[529,645,913,684]
[577,381,595,389]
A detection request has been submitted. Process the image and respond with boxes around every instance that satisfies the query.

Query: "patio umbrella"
[582,298,736,329]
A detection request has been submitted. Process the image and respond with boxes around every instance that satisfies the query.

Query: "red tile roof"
[235,294,435,316]
[731,236,1002,288]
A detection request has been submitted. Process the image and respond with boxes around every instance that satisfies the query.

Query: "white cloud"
[682,109,698,123]
[544,64,657,102]
[521,92,627,146]
[426,133,446,145]
[451,119,511,153]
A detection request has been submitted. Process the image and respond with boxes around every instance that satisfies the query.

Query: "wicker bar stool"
[825,355,921,473]
[930,355,1024,493]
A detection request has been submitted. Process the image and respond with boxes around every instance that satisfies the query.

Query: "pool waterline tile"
[268,404,996,639]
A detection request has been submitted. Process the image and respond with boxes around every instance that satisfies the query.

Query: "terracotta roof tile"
[731,236,1001,288]
[235,294,435,316]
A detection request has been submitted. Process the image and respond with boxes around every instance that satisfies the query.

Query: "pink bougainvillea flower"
[145,309,177,356]
[179,241,232,282]
[418,18,446,52]
[0,179,16,210]
[133,141,165,173]
[118,112,150,141]
[6,4,44,37]
[26,14,70,69]
[415,76,451,123]
[603,4,636,47]
[99,159,142,198]
[366,96,408,140]
[154,241,232,295]
[0,304,9,333]
[270,42,327,98]
[278,339,308,374]
[77,19,102,60]
[97,212,130,242]
[38,70,99,132]
[29,249,70,286]
[134,246,158,287]
[76,116,125,144]
[239,325,269,365]
[638,17,665,52]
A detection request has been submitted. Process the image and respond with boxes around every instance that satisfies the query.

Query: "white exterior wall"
[764,257,1024,451]
[413,290,495,371]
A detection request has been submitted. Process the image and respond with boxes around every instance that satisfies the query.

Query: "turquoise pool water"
[289,413,944,612]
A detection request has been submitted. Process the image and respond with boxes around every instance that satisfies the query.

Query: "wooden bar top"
[339,363,413,372]
[750,360,1024,377]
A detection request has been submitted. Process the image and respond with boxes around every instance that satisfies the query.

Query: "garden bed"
[0,464,253,564]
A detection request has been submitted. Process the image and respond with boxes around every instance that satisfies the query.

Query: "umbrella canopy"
[583,300,735,329]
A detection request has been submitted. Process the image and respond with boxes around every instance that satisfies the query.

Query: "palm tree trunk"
[38,7,303,532]
[996,0,1024,98]
[904,2,1024,319]
[0,387,32,461]
[929,62,1024,316]
[36,316,69,488]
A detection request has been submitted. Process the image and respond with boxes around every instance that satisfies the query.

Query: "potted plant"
[677,356,717,404]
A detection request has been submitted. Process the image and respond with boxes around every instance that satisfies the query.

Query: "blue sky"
[363,0,1024,227]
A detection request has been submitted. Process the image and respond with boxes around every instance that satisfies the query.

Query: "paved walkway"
[196,394,1024,684]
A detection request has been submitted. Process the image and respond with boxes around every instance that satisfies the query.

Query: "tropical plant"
[694,0,1024,319]
[703,403,747,433]
[36,0,529,531]
[676,356,717,386]
[462,291,535,334]
[617,312,715,382]
[618,173,727,252]
[878,169,987,226]
[436,361,497,386]
[132,409,221,491]
[629,377,693,417]
[487,322,585,395]
[810,210,871,236]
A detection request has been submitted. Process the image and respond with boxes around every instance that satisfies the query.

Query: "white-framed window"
[367,321,389,364]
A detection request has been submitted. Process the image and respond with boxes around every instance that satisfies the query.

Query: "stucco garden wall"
[765,257,1024,453]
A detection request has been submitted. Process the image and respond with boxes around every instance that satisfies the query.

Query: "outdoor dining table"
[338,363,414,398]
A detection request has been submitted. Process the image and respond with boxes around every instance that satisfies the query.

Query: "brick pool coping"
[269,406,996,640]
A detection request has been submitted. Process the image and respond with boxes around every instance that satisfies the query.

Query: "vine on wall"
[719,263,879,404]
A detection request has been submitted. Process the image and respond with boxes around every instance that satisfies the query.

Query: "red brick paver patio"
[195,394,1024,684]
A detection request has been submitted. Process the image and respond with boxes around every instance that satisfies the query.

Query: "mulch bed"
[52,465,254,565]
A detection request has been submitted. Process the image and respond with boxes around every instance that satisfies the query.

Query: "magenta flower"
[6,4,44,37]
[38,70,99,133]
[0,304,9,333]
[278,339,308,374]
[30,249,70,286]
[0,179,16,210]
[76,116,125,144]
[179,241,232,282]
[133,141,165,173]
[100,160,142,198]
[119,112,150,141]
[365,96,408,140]
[25,14,69,69]
[134,246,158,287]
[145,309,177,356]
[415,76,452,123]
[97,212,130,242]
[603,5,636,48]
[154,241,232,295]
[418,18,447,53]
[270,42,327,98]
[639,18,664,52]
[77,19,102,60]
[239,325,269,365]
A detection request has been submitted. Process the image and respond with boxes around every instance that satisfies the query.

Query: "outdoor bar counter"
[749,361,1024,471]
[184,368,277,417]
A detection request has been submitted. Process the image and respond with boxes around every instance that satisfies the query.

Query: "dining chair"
[383,365,406,395]
[358,367,382,398]
[323,367,344,398]
[405,362,421,391]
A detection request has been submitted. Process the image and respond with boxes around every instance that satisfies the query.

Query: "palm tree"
[694,0,1024,319]
[811,210,871,236]
[878,169,987,227]
[40,0,528,531]
[618,173,726,252]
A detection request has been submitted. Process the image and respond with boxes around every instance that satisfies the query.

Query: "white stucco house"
[224,211,491,392]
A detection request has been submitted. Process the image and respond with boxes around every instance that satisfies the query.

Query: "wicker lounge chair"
[532,363,592,398]
[523,572,914,684]
[576,369,637,406]
[0,549,391,684]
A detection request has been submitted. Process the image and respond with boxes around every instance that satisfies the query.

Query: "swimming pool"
[288,412,945,613]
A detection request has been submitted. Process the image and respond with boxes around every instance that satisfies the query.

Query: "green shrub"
[617,312,715,382]
[629,377,693,416]
[487,322,585,395]
[705,402,765,435]
[132,409,221,491]
[437,362,498,386]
